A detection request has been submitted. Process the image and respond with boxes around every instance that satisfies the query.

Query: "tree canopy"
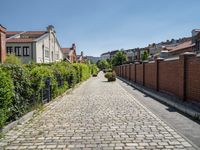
[111,51,128,66]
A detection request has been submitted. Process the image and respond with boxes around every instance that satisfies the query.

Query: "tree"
[141,51,149,61]
[96,59,110,70]
[111,51,128,66]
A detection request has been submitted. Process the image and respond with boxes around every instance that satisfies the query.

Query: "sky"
[0,0,200,57]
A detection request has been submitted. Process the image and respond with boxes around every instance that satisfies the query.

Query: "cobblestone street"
[0,72,198,150]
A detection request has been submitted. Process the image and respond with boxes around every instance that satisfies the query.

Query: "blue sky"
[0,0,200,56]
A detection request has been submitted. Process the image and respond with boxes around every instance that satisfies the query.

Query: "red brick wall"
[144,62,157,89]
[186,56,200,102]
[136,64,143,84]
[159,60,181,97]
[115,54,200,103]
[130,64,135,82]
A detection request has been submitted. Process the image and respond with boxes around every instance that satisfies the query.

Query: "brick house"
[61,43,77,63]
[6,25,63,63]
[0,24,6,63]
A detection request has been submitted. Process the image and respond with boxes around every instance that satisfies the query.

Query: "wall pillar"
[135,62,139,83]
[155,58,164,91]
[129,64,132,81]
[179,52,196,101]
[0,25,6,63]
[143,61,148,86]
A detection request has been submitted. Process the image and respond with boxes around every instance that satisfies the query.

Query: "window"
[198,41,200,51]
[6,47,13,54]
[23,46,30,56]
[45,49,50,58]
[15,47,21,56]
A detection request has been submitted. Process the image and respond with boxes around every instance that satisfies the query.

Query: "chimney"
[0,25,6,63]
[81,51,83,56]
[47,25,55,33]
[72,43,76,51]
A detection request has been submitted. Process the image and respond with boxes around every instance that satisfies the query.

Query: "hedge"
[0,61,92,129]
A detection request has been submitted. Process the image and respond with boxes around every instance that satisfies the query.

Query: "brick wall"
[159,60,181,97]
[0,25,6,63]
[186,56,200,102]
[114,53,200,103]
[144,62,156,90]
[136,64,143,84]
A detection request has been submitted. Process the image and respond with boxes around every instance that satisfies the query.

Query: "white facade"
[6,26,63,63]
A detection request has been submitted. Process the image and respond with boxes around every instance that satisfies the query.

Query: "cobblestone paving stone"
[0,72,198,150]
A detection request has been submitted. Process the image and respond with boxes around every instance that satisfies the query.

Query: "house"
[77,51,84,63]
[110,50,119,58]
[124,49,137,62]
[192,29,200,53]
[100,52,110,60]
[160,39,195,58]
[61,43,77,63]
[0,24,6,63]
[6,25,63,63]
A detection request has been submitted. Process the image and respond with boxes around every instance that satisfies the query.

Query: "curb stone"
[117,77,200,121]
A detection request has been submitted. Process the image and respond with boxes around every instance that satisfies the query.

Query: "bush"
[91,64,99,77]
[79,63,91,81]
[29,66,56,101]
[104,71,116,82]
[0,69,13,129]
[5,54,22,65]
[0,61,93,130]
[1,64,33,121]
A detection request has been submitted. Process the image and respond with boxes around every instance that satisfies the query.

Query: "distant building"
[0,25,6,63]
[100,52,110,60]
[110,50,119,58]
[61,43,77,63]
[192,29,200,53]
[124,49,138,62]
[6,25,63,63]
[85,56,100,63]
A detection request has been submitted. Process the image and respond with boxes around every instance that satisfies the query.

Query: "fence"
[114,53,200,103]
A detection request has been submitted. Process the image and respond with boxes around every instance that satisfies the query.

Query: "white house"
[100,52,110,60]
[6,25,63,63]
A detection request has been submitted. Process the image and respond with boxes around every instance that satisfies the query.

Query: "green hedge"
[0,61,92,129]
[0,69,13,128]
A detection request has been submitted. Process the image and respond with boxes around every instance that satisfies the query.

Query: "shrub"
[29,66,56,101]
[0,68,13,129]
[91,64,99,77]
[5,54,22,65]
[104,71,116,82]
[0,61,93,129]
[79,63,91,81]
[1,64,33,121]
[52,63,69,96]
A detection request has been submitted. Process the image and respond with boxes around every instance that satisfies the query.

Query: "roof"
[168,40,195,52]
[6,31,47,41]
[194,29,200,32]
[6,31,23,38]
[0,24,6,32]
[61,48,71,54]
[22,31,47,38]
[6,38,34,43]
[101,52,110,56]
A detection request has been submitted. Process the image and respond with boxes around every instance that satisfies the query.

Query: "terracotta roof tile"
[6,38,34,43]
[61,48,71,53]
[169,40,195,52]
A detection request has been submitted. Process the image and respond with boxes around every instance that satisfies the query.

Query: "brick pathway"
[0,72,197,150]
